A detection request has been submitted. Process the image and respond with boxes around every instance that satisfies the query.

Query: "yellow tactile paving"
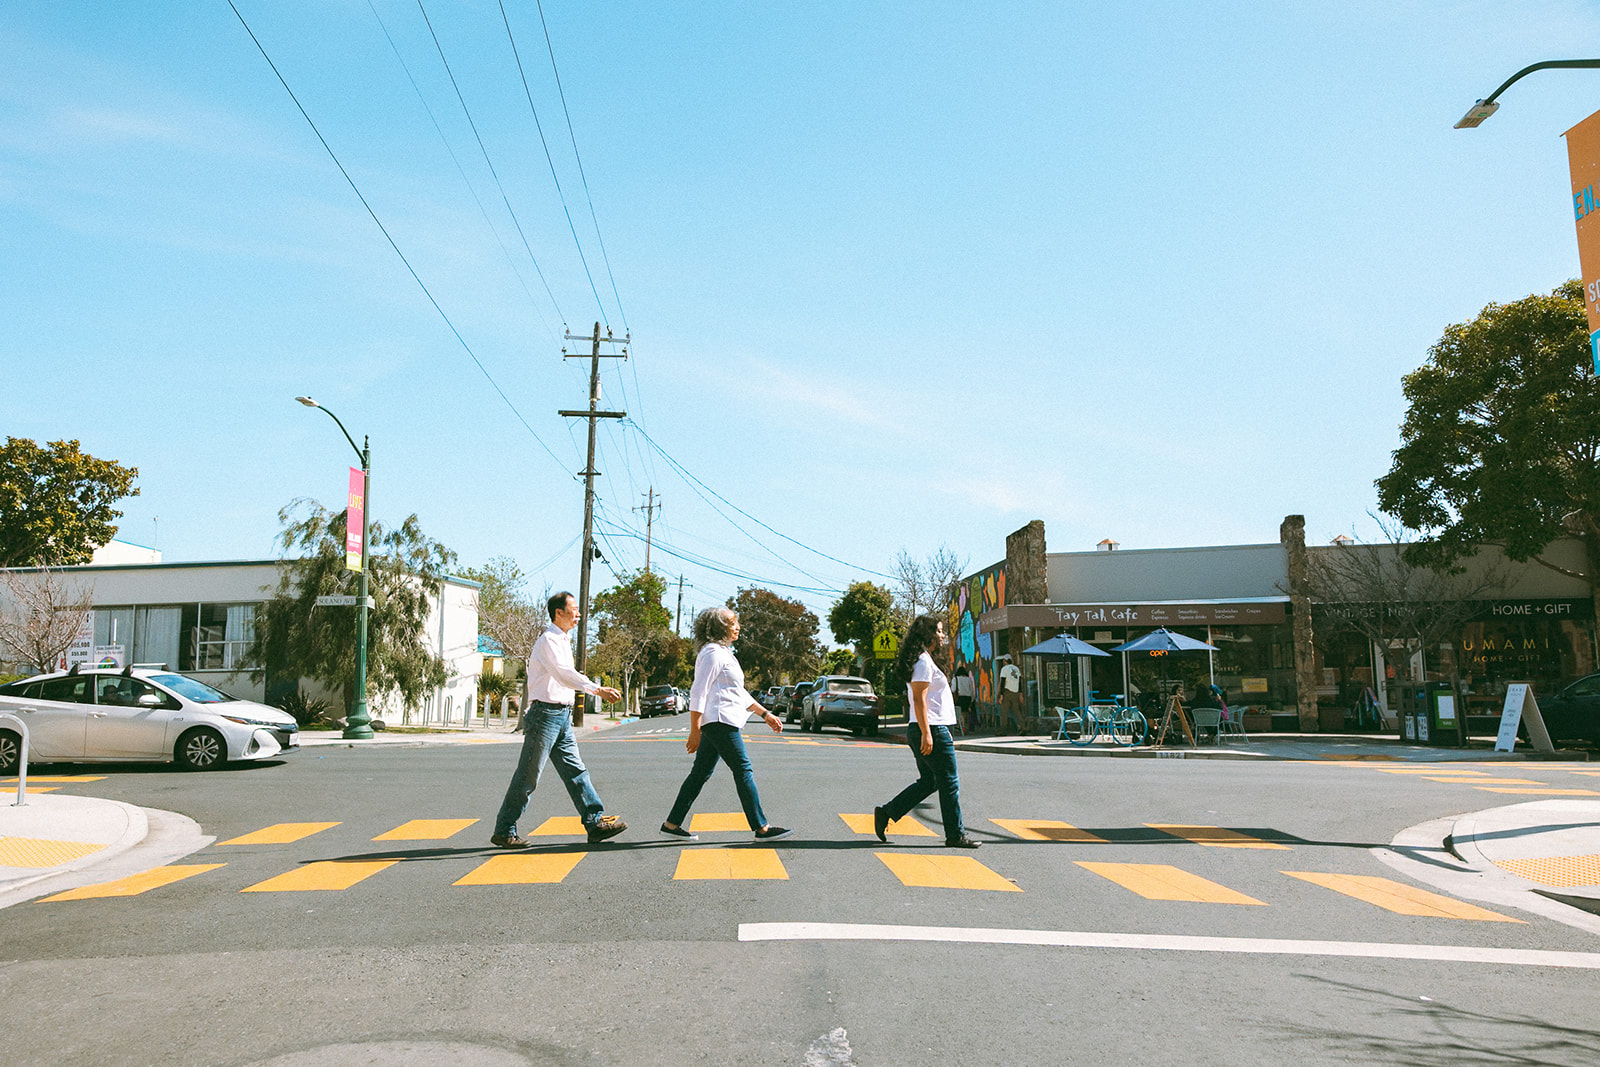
[1475,787,1600,796]
[1490,855,1600,888]
[0,836,105,867]
[673,848,788,880]
[1077,862,1267,904]
[454,853,585,885]
[1146,825,1290,850]
[529,816,585,836]
[838,813,937,837]
[372,819,478,841]
[1423,777,1547,785]
[39,864,226,902]
[990,819,1106,843]
[218,822,341,846]
[876,853,1021,892]
[241,859,398,892]
[1,776,107,783]
[1284,871,1524,922]
[688,812,754,833]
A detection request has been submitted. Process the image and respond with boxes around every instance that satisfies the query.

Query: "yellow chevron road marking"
[1375,767,1488,775]
[876,853,1021,892]
[219,822,340,846]
[1284,871,1523,922]
[688,812,753,833]
[1423,777,1547,785]
[455,853,585,885]
[991,819,1106,843]
[529,816,585,835]
[1475,787,1600,796]
[1077,862,1266,904]
[1146,825,1290,849]
[1,776,107,783]
[39,864,226,901]
[673,848,788,880]
[240,860,397,892]
[839,813,937,837]
[373,819,478,841]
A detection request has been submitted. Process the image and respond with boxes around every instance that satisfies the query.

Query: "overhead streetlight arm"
[1457,58,1600,128]
[296,397,364,465]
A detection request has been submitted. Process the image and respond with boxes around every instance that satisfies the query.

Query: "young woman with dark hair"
[660,607,793,842]
[873,614,979,848]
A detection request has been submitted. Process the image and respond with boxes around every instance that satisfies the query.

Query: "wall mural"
[950,562,1006,706]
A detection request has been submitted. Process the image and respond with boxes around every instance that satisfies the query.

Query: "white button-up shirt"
[689,641,757,727]
[526,624,599,706]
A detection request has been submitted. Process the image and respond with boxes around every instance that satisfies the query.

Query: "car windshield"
[827,680,873,694]
[149,673,234,703]
[644,686,673,697]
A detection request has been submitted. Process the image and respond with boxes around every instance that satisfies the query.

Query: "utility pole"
[559,322,628,725]
[634,488,660,572]
[675,574,685,636]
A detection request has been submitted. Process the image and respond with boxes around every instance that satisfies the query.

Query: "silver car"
[0,667,299,772]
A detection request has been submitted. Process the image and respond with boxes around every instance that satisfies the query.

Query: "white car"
[0,667,299,773]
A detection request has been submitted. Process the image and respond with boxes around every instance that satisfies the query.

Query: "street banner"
[1563,108,1600,372]
[345,466,365,572]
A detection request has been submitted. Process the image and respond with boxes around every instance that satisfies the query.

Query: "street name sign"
[315,595,375,609]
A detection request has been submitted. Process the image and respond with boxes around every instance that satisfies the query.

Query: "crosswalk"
[29,810,1523,923]
[1328,763,1600,796]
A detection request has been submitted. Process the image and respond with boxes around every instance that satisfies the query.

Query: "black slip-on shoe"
[660,822,698,841]
[754,825,794,841]
[873,806,890,843]
[945,835,982,849]
[490,834,532,849]
[586,815,628,844]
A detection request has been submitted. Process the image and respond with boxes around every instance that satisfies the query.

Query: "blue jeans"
[883,725,964,842]
[666,722,769,831]
[494,701,605,837]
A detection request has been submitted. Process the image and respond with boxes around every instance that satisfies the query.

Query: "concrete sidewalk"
[0,790,149,902]
[939,730,1595,763]
[296,714,636,748]
[1451,800,1600,915]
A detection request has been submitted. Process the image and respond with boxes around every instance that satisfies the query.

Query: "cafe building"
[954,518,1595,733]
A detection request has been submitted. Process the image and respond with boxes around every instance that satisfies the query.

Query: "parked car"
[801,676,884,736]
[640,684,682,718]
[1523,674,1600,746]
[0,666,299,773]
[775,685,795,720]
[784,682,814,725]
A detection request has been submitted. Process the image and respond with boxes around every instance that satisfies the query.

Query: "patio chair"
[1190,707,1222,745]
[1218,705,1249,743]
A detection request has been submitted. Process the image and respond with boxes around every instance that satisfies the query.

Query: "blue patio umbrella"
[1021,634,1110,708]
[1112,628,1220,696]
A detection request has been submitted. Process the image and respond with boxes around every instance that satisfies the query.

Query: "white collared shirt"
[526,624,599,706]
[907,652,956,726]
[689,641,757,727]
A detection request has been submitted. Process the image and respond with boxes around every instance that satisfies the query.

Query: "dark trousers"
[666,722,769,831]
[883,725,964,842]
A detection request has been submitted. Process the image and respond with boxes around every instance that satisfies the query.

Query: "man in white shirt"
[491,591,626,848]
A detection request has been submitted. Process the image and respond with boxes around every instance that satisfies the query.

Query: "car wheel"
[176,727,228,771]
[0,729,19,775]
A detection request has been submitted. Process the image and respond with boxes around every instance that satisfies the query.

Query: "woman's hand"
[920,729,934,756]
[764,710,783,734]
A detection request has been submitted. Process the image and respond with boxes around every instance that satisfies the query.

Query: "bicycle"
[1054,692,1148,747]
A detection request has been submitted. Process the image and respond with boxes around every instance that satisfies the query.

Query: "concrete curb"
[296,715,637,748]
[0,795,148,899]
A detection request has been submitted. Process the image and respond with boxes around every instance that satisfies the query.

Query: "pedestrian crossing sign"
[873,629,899,659]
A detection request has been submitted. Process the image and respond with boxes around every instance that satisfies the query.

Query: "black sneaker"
[490,834,532,849]
[754,825,794,841]
[660,822,698,841]
[872,806,890,843]
[587,815,628,844]
[945,835,982,849]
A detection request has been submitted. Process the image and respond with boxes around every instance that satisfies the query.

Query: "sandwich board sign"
[1495,683,1555,753]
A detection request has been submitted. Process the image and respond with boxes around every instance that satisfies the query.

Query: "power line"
[225,0,569,473]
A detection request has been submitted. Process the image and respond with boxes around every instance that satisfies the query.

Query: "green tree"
[1375,280,1600,616]
[590,569,683,708]
[0,437,139,566]
[460,556,545,661]
[822,646,858,676]
[248,499,456,717]
[727,587,822,688]
[827,581,896,689]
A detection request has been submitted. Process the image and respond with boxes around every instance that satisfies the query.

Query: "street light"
[1454,59,1600,128]
[295,396,373,741]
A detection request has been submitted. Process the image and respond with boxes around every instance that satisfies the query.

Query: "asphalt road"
[3,715,1598,1066]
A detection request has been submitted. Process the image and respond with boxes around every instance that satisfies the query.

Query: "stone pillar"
[1005,521,1047,730]
[1281,514,1320,731]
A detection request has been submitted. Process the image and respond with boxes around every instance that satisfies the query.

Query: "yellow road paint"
[1316,755,1402,762]
[1077,862,1266,904]
[454,853,585,885]
[839,813,937,837]
[241,859,397,892]
[1284,871,1523,922]
[218,822,340,846]
[673,848,788,880]
[876,852,1021,892]
[0,786,58,794]
[990,819,1106,843]
[1147,825,1290,850]
[1,775,106,783]
[1571,771,1600,776]
[1424,777,1547,785]
[688,812,754,833]
[1375,767,1487,775]
[530,816,585,836]
[1475,787,1600,796]
[1491,855,1600,888]
[39,864,226,902]
[0,836,104,867]
[373,818,478,841]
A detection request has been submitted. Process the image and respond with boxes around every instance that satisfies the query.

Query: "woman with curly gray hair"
[660,607,793,842]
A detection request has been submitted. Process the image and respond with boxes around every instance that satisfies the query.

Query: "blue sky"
[4,1,1599,631]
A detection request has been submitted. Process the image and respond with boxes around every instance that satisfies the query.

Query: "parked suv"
[640,684,681,718]
[784,681,815,725]
[800,676,883,736]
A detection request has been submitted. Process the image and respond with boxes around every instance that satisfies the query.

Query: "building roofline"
[3,559,482,589]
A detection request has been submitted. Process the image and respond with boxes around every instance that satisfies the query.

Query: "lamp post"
[1453,58,1600,128]
[295,396,373,740]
